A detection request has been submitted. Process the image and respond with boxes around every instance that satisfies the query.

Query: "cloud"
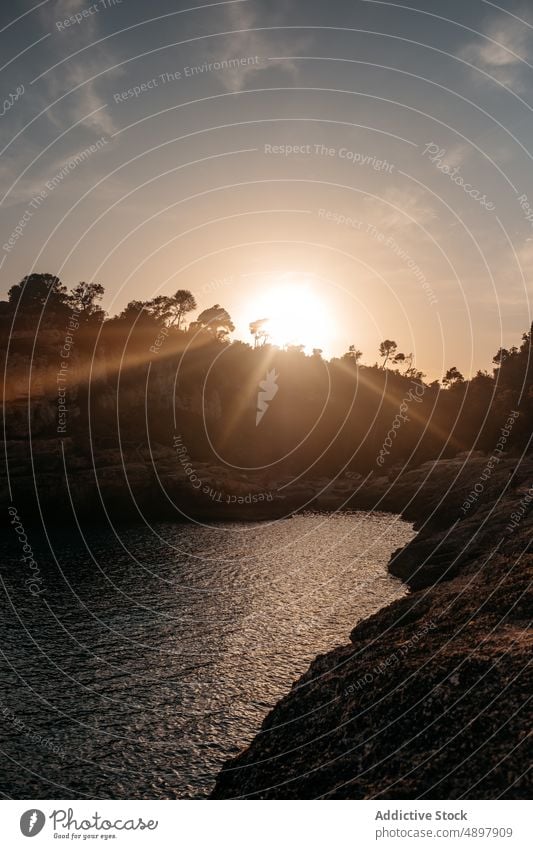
[37,0,121,136]
[363,186,437,232]
[459,10,532,92]
[437,142,472,169]
[43,61,116,137]
[204,0,310,91]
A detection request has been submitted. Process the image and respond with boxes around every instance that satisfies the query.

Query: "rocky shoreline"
[3,436,531,797]
[211,454,532,799]
[2,437,525,528]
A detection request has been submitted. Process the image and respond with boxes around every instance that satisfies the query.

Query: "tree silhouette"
[394,352,417,377]
[147,289,197,329]
[443,366,464,387]
[8,273,67,313]
[6,269,533,476]
[343,345,363,365]
[250,318,269,348]
[492,347,515,365]
[68,282,105,322]
[145,295,170,323]
[196,304,235,340]
[115,300,159,327]
[379,339,398,368]
[173,290,197,328]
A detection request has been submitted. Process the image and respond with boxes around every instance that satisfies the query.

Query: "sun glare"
[247,277,334,354]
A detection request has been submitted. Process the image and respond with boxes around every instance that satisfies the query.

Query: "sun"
[247,276,334,354]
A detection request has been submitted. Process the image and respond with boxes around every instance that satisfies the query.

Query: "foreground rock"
[212,468,532,799]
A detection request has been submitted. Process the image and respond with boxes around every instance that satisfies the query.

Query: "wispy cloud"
[37,0,120,135]
[363,186,437,232]
[459,10,533,92]
[206,0,310,91]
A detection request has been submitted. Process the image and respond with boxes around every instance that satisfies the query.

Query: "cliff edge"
[212,459,532,798]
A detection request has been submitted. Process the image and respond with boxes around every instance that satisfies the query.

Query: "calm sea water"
[0,512,413,798]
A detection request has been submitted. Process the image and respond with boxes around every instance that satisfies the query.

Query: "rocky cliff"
[211,456,532,798]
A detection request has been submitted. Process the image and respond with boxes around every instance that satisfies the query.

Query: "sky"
[2,0,533,378]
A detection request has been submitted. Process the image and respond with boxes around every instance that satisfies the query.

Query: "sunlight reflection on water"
[0,511,414,798]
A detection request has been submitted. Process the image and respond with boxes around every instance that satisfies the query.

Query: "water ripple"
[0,511,413,798]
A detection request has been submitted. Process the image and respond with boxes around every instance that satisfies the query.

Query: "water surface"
[0,511,414,798]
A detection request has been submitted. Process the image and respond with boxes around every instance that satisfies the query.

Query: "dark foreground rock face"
[212,471,533,799]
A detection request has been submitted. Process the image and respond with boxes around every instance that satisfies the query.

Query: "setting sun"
[246,275,334,354]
